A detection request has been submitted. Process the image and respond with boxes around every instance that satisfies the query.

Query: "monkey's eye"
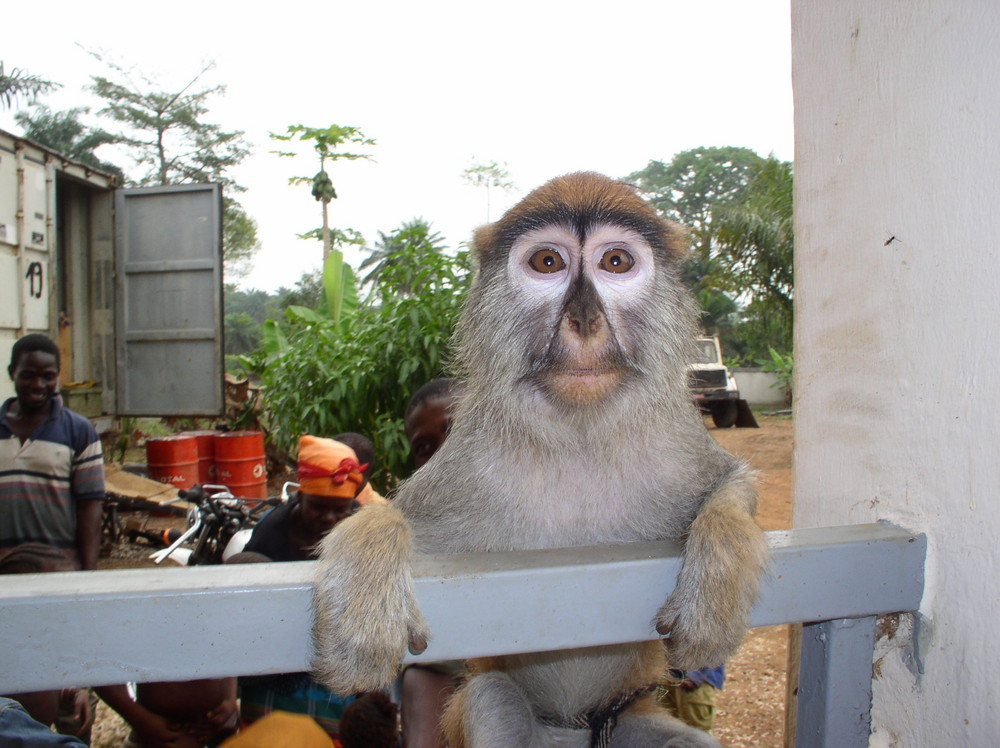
[528,248,566,274]
[599,248,635,273]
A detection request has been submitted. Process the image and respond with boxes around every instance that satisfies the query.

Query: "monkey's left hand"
[312,503,430,693]
[653,477,769,671]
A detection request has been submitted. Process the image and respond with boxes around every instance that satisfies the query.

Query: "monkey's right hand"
[311,503,430,692]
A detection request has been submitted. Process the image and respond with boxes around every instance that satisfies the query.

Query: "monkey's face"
[507,222,656,407]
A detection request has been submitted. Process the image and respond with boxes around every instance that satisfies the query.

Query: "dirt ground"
[90,415,794,747]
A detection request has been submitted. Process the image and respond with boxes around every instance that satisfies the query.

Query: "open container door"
[115,183,224,417]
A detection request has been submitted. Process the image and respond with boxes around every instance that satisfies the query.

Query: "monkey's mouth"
[546,367,623,405]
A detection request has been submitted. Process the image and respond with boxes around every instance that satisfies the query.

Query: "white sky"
[1,0,793,293]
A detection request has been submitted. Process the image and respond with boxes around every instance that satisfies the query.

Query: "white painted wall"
[792,2,1000,744]
[733,369,786,407]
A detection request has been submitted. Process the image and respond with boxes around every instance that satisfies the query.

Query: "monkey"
[312,172,769,748]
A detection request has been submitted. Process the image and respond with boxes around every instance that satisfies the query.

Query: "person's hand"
[58,689,94,736]
[132,710,199,748]
[187,697,239,740]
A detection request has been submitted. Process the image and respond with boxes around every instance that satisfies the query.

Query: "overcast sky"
[2,0,793,293]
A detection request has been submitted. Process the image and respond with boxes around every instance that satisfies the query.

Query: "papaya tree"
[269,123,375,264]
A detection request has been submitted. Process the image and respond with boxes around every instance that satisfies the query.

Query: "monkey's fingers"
[408,631,428,655]
[655,618,675,637]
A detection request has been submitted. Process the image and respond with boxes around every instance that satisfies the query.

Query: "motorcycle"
[148,483,295,566]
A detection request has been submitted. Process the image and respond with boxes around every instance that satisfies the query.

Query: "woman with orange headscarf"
[243,436,367,562]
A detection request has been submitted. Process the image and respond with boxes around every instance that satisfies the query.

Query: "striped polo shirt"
[0,396,105,552]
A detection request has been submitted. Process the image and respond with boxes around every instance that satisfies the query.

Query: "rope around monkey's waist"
[536,685,656,748]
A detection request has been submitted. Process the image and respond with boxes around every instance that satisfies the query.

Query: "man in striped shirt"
[1,334,104,570]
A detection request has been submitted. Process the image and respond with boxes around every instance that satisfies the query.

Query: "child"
[403,378,464,469]
[0,545,94,739]
[94,556,260,747]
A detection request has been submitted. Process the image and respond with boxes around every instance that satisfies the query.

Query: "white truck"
[688,335,757,428]
[0,128,224,421]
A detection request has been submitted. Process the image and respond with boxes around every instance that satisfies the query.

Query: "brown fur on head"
[472,172,687,272]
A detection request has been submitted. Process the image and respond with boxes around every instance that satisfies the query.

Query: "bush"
[258,223,470,487]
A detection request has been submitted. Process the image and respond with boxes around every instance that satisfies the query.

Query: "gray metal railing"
[0,523,925,747]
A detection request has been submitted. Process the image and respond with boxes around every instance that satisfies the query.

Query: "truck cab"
[688,336,742,428]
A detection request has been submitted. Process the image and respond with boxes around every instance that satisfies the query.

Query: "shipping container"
[0,128,224,421]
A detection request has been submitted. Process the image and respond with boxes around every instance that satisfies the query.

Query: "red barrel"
[146,435,199,490]
[214,430,267,500]
[181,430,217,484]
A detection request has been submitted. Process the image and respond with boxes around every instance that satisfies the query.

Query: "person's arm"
[0,697,87,746]
[189,678,238,740]
[75,499,103,571]
[58,689,94,737]
[93,685,189,748]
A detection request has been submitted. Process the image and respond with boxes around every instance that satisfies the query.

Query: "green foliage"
[296,227,366,248]
[628,146,762,256]
[270,124,376,169]
[224,285,284,358]
[712,156,794,359]
[359,219,446,293]
[13,105,123,178]
[760,347,794,404]
[627,147,794,364]
[222,198,260,278]
[277,271,325,312]
[461,160,513,190]
[88,57,249,186]
[224,312,263,356]
[627,147,762,340]
[0,61,59,109]
[258,220,470,486]
[323,250,359,328]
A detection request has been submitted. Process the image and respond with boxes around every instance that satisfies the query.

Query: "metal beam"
[0,523,925,694]
[795,617,877,747]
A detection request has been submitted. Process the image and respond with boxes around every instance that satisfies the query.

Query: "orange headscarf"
[220,711,332,748]
[297,435,367,499]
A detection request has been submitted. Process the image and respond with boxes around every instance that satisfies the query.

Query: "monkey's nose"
[566,312,603,338]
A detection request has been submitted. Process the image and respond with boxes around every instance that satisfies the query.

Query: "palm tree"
[14,106,123,177]
[359,219,447,296]
[0,62,58,109]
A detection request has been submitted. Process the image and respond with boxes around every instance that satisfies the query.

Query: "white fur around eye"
[507,227,577,298]
[582,228,655,301]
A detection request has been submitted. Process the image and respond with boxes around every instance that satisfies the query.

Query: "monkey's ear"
[665,220,693,261]
[471,224,498,261]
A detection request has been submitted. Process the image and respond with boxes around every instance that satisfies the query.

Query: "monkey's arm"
[654,465,769,671]
[312,503,430,693]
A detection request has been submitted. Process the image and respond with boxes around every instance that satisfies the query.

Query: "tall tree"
[712,155,794,357]
[270,123,375,263]
[627,147,762,336]
[462,160,514,222]
[86,54,258,273]
[627,146,762,259]
[0,61,58,109]
[13,105,123,178]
